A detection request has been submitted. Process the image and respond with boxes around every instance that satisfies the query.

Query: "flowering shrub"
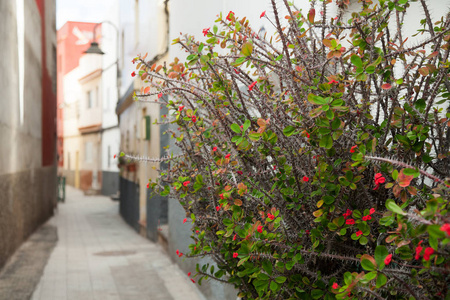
[129,0,450,299]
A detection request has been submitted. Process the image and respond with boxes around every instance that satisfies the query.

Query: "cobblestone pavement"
[31,186,205,300]
[0,224,57,300]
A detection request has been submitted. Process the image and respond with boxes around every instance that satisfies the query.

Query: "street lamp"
[85,21,121,116]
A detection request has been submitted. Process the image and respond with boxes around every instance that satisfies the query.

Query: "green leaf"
[233,57,246,66]
[213,25,218,34]
[376,273,387,288]
[237,256,249,266]
[243,119,251,132]
[331,118,341,130]
[120,152,125,157]
[275,276,287,283]
[351,55,363,68]
[427,225,445,239]
[249,133,261,141]
[364,271,377,281]
[231,123,242,134]
[262,260,273,276]
[386,199,406,215]
[241,42,254,57]
[283,126,297,137]
[359,236,368,245]
[361,254,377,271]
[366,65,375,74]
[270,281,279,292]
[319,135,333,149]
[374,245,388,270]
[311,289,324,299]
[308,94,328,105]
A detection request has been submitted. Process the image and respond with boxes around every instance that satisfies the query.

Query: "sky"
[56,0,112,29]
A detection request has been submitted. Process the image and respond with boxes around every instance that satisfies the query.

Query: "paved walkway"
[31,186,205,300]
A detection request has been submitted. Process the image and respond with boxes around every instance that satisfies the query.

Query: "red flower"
[362,215,372,221]
[219,193,224,200]
[374,173,386,190]
[212,146,217,151]
[131,71,136,77]
[226,11,235,21]
[257,225,263,233]
[356,230,363,237]
[260,11,266,18]
[346,219,355,225]
[178,252,184,257]
[233,252,239,258]
[216,206,220,212]
[183,181,190,187]
[423,247,434,261]
[188,272,191,277]
[176,249,180,255]
[202,27,210,36]
[350,145,357,153]
[191,278,196,283]
[191,116,197,123]
[248,81,257,91]
[332,282,339,289]
[183,218,187,224]
[146,183,150,189]
[343,209,352,219]
[225,154,231,159]
[306,133,310,138]
[302,176,309,182]
[114,154,117,159]
[415,245,423,260]
[268,213,275,220]
[440,223,450,236]
[158,93,163,98]
[328,79,339,84]
[305,230,310,235]
[369,208,376,215]
[237,171,243,175]
[384,254,392,265]
[234,68,240,74]
[178,105,184,111]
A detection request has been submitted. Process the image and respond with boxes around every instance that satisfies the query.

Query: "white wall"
[100,0,121,173]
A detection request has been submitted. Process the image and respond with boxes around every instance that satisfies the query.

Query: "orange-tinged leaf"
[407,186,417,195]
[257,118,266,127]
[418,67,429,76]
[313,209,323,217]
[308,8,315,23]
[381,83,392,90]
[360,254,377,267]
[155,65,162,72]
[144,86,150,94]
[224,185,232,191]
[323,39,332,48]
[398,169,414,187]
[151,63,157,71]
[397,240,410,248]
[234,199,243,206]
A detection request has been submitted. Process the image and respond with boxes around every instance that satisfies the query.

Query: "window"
[87,90,93,108]
[85,142,93,162]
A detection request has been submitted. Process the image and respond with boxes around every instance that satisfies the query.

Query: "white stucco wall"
[0,0,43,175]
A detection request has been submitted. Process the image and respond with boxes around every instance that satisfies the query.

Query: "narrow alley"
[3,186,205,300]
